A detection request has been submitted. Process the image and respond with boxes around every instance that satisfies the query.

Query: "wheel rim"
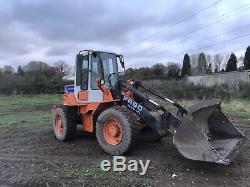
[55,115,63,134]
[103,119,123,145]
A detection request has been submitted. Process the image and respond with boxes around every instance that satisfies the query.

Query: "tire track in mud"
[0,154,101,163]
[0,117,249,186]
[0,104,51,116]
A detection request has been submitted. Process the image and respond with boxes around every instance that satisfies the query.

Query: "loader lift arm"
[125,80,188,116]
[108,74,245,164]
[108,73,187,115]
[107,74,184,136]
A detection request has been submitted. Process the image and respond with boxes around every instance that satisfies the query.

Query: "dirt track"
[0,107,249,186]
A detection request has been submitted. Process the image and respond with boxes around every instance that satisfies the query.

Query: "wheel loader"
[52,50,245,164]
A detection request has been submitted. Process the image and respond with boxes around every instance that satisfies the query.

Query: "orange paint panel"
[79,91,88,101]
[96,78,114,101]
[103,89,114,101]
[83,113,94,132]
[63,93,78,106]
[79,103,99,114]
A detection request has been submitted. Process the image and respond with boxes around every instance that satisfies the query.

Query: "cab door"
[74,54,89,102]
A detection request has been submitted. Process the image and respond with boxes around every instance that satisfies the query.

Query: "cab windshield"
[91,52,118,89]
[100,52,118,80]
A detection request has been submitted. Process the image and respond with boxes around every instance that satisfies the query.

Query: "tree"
[205,54,212,67]
[23,61,57,78]
[244,46,250,70]
[214,54,223,73]
[190,53,199,75]
[23,61,50,72]
[151,63,166,79]
[181,53,191,77]
[124,68,138,80]
[3,65,14,74]
[225,53,237,72]
[137,67,153,80]
[17,65,24,76]
[54,61,72,79]
[198,52,207,75]
[167,63,180,79]
[207,63,213,74]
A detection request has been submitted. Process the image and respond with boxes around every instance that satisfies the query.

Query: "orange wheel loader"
[52,50,245,164]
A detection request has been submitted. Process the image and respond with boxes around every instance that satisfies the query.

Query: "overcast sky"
[0,0,250,69]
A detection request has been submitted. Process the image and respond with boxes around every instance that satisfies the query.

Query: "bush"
[142,80,250,100]
[0,73,67,95]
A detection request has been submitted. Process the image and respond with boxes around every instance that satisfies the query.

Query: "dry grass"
[180,99,250,118]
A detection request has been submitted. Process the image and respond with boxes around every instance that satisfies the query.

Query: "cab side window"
[81,56,89,90]
[91,55,100,90]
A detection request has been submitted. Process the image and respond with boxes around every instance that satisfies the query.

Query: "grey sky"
[0,0,249,69]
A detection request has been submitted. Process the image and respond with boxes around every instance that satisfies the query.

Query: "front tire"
[52,106,77,141]
[96,106,140,155]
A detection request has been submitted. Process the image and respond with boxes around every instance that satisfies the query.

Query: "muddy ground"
[0,105,249,187]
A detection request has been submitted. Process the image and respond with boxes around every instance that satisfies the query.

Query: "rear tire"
[52,106,77,141]
[96,106,140,155]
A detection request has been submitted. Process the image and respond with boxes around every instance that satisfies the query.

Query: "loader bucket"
[173,100,245,164]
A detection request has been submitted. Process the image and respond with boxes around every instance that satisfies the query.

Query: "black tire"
[52,106,77,141]
[139,127,163,142]
[96,106,140,155]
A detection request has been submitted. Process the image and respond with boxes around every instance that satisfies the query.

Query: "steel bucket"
[173,100,245,164]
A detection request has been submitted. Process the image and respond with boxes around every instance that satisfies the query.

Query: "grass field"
[181,99,250,118]
[0,95,249,126]
[0,94,61,126]
[0,94,249,186]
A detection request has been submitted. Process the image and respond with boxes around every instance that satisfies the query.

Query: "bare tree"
[238,55,244,68]
[198,52,207,75]
[206,54,212,65]
[206,54,213,73]
[23,61,50,72]
[214,54,223,73]
[190,53,199,75]
[54,60,72,79]
[221,53,230,71]
[190,53,199,68]
[166,63,181,79]
[3,65,14,74]
[0,67,3,75]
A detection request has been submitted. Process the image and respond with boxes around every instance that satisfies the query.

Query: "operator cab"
[73,50,124,102]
